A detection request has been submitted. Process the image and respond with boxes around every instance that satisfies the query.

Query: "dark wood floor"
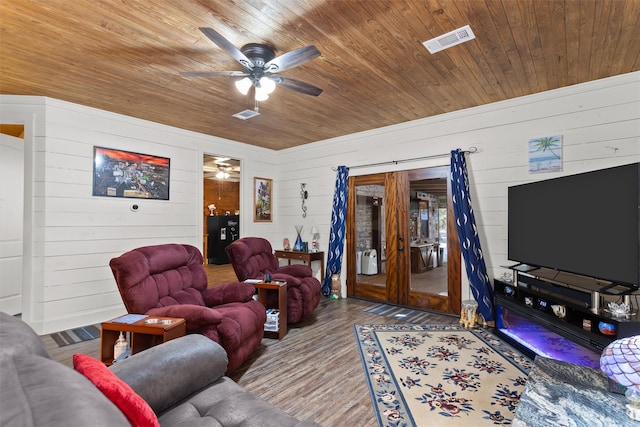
[205,262,242,285]
[45,291,458,426]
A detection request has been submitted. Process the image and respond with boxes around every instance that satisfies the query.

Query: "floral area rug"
[354,324,533,427]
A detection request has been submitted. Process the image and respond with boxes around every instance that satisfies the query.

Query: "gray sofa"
[0,312,319,427]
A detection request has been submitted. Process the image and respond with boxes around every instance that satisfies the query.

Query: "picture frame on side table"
[254,177,273,222]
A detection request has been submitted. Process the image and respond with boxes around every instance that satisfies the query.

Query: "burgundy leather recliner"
[225,237,321,324]
[109,243,266,373]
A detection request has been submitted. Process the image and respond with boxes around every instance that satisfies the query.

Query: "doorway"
[0,125,25,315]
[346,166,461,314]
[203,154,240,264]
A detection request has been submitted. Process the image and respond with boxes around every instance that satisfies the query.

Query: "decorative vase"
[294,225,303,251]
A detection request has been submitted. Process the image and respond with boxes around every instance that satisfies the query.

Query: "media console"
[494,270,640,369]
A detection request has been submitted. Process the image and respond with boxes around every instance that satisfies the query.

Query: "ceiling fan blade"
[264,45,321,73]
[272,76,323,96]
[199,27,254,70]
[180,71,250,77]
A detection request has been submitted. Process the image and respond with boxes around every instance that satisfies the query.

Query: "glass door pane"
[406,166,455,313]
[355,184,386,286]
[409,181,447,295]
[347,174,391,302]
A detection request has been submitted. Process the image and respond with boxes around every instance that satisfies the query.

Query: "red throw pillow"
[73,354,159,427]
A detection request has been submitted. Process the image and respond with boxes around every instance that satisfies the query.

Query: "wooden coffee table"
[252,280,288,340]
[100,315,186,365]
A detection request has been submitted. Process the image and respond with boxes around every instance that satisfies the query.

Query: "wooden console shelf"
[410,244,437,273]
[274,250,324,281]
[494,275,640,365]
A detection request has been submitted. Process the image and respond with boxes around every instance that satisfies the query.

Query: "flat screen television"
[508,162,639,289]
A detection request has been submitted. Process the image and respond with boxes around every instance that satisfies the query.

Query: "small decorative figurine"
[294,225,303,251]
[283,237,290,250]
[608,302,632,317]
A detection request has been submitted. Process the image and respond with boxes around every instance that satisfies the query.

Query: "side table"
[274,250,324,281]
[100,315,186,365]
[253,281,288,340]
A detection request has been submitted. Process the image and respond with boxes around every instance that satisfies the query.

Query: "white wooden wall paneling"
[1,72,637,332]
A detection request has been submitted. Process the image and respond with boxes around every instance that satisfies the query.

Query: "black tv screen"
[508,162,639,287]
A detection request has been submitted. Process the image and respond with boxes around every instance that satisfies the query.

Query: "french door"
[346,167,461,314]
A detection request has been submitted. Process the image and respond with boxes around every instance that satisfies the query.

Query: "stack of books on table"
[265,309,279,331]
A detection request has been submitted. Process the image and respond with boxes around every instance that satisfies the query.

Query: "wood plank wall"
[275,72,640,299]
[3,71,639,333]
[202,179,239,233]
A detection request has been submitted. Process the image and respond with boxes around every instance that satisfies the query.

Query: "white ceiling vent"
[423,25,475,54]
[232,109,260,120]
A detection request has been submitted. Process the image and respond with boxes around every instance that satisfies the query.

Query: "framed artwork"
[92,146,170,200]
[254,177,273,222]
[528,135,563,174]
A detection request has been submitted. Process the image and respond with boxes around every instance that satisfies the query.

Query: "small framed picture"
[528,135,563,174]
[254,177,272,222]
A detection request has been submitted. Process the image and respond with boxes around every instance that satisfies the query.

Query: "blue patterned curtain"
[450,149,494,321]
[322,166,349,295]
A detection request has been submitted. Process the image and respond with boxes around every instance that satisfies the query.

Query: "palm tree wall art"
[528,135,563,173]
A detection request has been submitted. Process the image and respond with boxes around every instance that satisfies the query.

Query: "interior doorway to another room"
[203,154,240,265]
[347,167,461,315]
[0,124,25,315]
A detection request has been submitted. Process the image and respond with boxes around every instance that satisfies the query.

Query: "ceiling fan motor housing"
[241,43,276,68]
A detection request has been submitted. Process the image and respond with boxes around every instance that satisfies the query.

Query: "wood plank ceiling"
[1,1,639,150]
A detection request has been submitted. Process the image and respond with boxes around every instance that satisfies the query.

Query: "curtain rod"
[332,146,477,171]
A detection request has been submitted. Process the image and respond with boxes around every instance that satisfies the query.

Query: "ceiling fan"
[181,27,323,101]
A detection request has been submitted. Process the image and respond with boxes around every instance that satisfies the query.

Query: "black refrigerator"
[207,215,239,264]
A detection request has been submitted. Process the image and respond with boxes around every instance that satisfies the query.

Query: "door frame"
[346,167,461,315]
[0,132,25,315]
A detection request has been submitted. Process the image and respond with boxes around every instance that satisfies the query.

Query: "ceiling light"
[255,86,269,101]
[235,77,252,95]
[215,171,230,179]
[236,76,276,101]
[259,77,276,94]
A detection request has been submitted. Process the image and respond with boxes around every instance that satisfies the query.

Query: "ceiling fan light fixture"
[235,77,252,95]
[255,86,270,101]
[259,77,276,94]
